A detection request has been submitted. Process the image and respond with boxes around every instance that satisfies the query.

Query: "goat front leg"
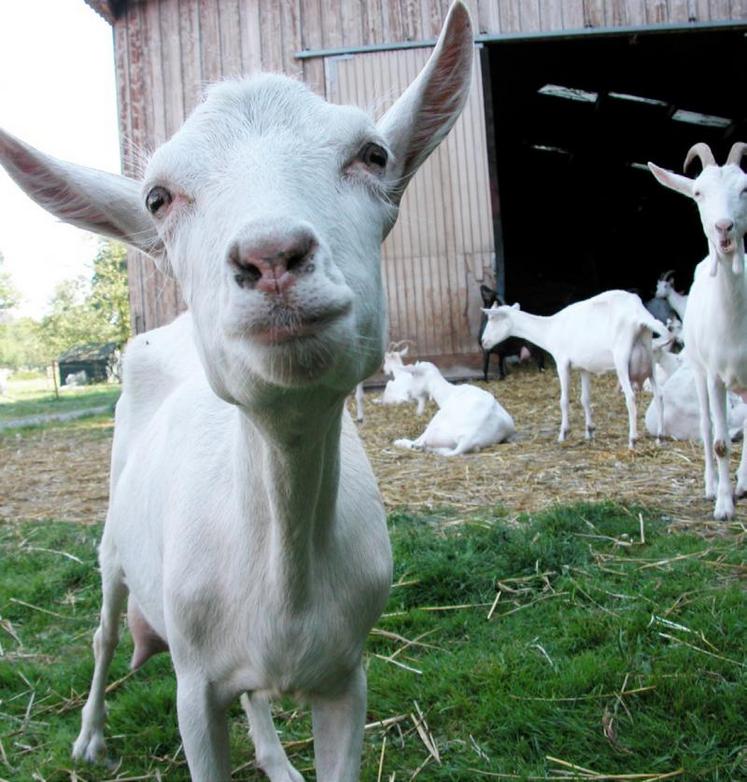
[72,546,127,764]
[241,693,304,782]
[174,670,232,782]
[556,362,571,442]
[693,369,716,500]
[707,375,734,520]
[311,664,367,782]
[580,371,594,439]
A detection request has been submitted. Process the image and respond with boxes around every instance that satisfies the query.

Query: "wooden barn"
[85,0,746,369]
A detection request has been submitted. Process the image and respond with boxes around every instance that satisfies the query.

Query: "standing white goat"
[0,5,474,779]
[649,142,747,519]
[393,361,515,455]
[482,293,669,448]
[655,270,688,321]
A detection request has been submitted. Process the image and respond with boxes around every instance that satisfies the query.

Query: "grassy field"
[1,503,744,781]
[0,377,120,424]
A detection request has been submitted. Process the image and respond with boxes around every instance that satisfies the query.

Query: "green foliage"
[40,240,131,360]
[0,250,20,314]
[0,241,131,370]
[0,503,744,781]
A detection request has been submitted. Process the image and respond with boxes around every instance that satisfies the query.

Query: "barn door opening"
[482,26,747,315]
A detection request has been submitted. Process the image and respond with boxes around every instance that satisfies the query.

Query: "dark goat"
[478,285,545,380]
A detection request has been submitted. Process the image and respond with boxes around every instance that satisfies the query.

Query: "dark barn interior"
[484,26,747,315]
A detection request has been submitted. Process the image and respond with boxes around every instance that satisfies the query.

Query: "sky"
[0,0,120,318]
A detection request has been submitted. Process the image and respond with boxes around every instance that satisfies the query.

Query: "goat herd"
[363,141,747,527]
[0,2,744,779]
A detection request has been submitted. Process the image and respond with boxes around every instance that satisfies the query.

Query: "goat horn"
[659,269,675,281]
[726,141,747,167]
[684,143,716,172]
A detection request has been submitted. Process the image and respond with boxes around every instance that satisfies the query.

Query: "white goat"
[644,360,747,442]
[0,5,473,779]
[649,141,747,519]
[482,293,669,448]
[655,270,689,321]
[393,361,515,456]
[378,344,424,412]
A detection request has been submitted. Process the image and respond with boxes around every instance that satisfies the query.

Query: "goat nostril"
[234,263,262,289]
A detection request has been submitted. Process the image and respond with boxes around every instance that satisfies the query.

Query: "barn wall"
[112,0,745,344]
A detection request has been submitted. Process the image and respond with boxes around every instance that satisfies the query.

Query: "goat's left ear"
[377,1,473,210]
[0,128,165,260]
[647,162,694,198]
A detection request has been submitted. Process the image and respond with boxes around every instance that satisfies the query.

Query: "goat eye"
[146,186,173,216]
[361,143,388,171]
[693,190,702,198]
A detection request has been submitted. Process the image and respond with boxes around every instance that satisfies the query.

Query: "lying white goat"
[0,4,474,779]
[393,361,515,455]
[649,141,747,519]
[482,293,669,448]
[644,360,747,442]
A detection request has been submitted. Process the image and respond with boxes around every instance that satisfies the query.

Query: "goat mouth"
[249,303,352,345]
[719,238,736,253]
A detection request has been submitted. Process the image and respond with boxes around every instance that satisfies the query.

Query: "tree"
[40,240,131,357]
[0,251,20,317]
[89,241,131,348]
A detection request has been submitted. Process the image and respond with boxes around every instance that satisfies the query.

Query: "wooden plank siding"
[112,0,744,351]
[325,48,493,358]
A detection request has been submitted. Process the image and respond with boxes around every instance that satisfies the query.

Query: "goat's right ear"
[647,162,694,198]
[0,128,165,259]
[377,1,473,209]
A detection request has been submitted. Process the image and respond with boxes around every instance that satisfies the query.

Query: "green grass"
[0,503,744,781]
[0,377,120,424]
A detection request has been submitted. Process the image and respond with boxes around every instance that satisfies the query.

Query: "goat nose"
[229,227,317,295]
[715,219,734,235]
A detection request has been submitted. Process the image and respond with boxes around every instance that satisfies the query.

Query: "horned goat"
[655,270,688,321]
[649,141,747,519]
[482,292,669,448]
[0,4,474,779]
[393,361,515,455]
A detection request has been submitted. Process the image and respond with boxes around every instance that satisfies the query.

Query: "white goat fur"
[393,361,515,456]
[482,293,668,448]
[379,345,424,412]
[644,360,747,442]
[655,275,688,321]
[0,5,474,780]
[649,142,747,519]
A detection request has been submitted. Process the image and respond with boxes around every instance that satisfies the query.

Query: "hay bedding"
[0,368,743,533]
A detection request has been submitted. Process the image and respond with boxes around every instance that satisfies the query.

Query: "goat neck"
[234,399,343,610]
[423,369,454,407]
[504,310,554,353]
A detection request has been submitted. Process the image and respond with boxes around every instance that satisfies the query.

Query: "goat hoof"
[736,484,747,499]
[72,729,107,765]
[585,427,595,440]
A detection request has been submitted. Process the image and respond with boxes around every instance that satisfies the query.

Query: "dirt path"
[0,405,112,432]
